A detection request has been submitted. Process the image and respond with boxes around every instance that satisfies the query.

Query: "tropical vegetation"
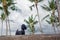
[0,0,20,35]
[41,0,59,33]
[24,15,38,34]
[0,0,60,36]
[29,0,43,33]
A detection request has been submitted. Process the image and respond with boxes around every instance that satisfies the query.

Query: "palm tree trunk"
[55,19,58,33]
[1,20,3,36]
[35,0,43,33]
[2,0,8,36]
[52,23,56,34]
[52,9,56,34]
[56,1,60,33]
[6,18,8,35]
[7,18,11,36]
[56,0,60,24]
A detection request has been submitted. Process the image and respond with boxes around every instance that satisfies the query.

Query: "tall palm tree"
[42,14,59,33]
[56,0,60,25]
[41,0,57,33]
[0,13,6,36]
[2,0,9,36]
[29,0,43,33]
[0,0,20,36]
[24,15,38,34]
[0,14,16,36]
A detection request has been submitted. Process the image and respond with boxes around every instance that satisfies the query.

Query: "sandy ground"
[0,34,60,40]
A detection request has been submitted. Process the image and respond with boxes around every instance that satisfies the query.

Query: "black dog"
[15,24,27,35]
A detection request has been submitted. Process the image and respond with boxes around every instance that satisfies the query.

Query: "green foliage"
[0,0,20,21]
[10,5,16,10]
[41,14,49,21]
[24,20,29,24]
[1,13,6,20]
[29,0,35,2]
[48,0,56,10]
[38,0,43,2]
[30,4,34,10]
[0,6,3,10]
[42,14,58,25]
[46,20,51,24]
[50,16,55,23]
[47,16,58,24]
[41,5,51,11]
[29,0,43,10]
[7,0,15,6]
[29,0,43,3]
[41,0,56,11]
[41,0,59,26]
[24,15,38,33]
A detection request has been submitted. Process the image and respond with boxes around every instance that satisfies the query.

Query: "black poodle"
[15,24,27,35]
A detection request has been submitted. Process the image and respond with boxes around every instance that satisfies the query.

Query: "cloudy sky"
[0,0,59,35]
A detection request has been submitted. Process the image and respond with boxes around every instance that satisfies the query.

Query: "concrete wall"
[0,34,60,40]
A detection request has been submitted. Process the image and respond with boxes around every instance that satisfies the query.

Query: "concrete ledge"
[0,34,60,40]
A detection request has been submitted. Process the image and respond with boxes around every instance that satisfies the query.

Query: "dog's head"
[21,24,27,30]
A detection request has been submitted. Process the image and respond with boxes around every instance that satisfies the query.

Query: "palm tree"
[24,15,38,34]
[42,14,59,33]
[41,0,57,33]
[2,0,9,35]
[0,13,6,36]
[29,0,43,33]
[0,14,16,36]
[56,0,60,25]
[0,0,20,36]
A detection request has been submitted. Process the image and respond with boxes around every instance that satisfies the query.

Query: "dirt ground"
[0,34,60,40]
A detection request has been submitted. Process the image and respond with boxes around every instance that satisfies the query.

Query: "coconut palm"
[42,14,59,33]
[41,0,58,33]
[0,13,6,36]
[0,13,16,36]
[0,0,21,36]
[24,15,38,34]
[29,0,43,33]
[56,0,60,25]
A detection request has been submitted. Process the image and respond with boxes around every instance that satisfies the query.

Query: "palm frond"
[50,16,54,22]
[46,20,51,24]
[29,0,43,3]
[33,21,38,24]
[29,4,34,10]
[29,0,35,2]
[30,6,32,10]
[49,0,56,10]
[7,19,15,23]
[41,14,49,21]
[7,3,16,6]
[0,6,3,10]
[38,0,43,2]
[29,16,33,23]
[24,19,29,24]
[24,15,38,33]
[10,5,16,10]
[1,13,6,20]
[57,23,60,27]
[10,5,21,12]
[31,15,33,19]
[41,5,51,11]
